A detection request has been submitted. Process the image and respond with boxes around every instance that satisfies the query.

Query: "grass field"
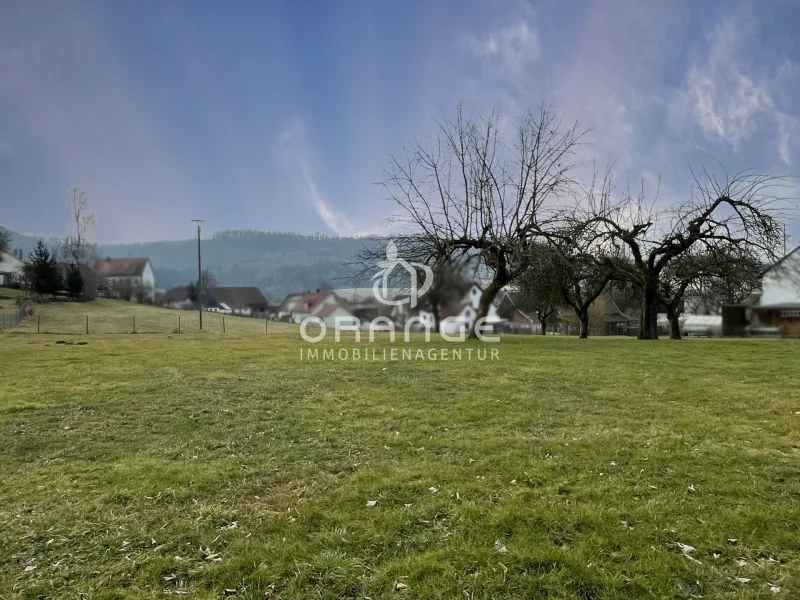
[6,296,297,335]
[1,329,799,599]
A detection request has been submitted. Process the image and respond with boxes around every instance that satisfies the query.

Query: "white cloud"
[271,117,379,237]
[775,113,798,165]
[676,14,785,153]
[461,16,539,81]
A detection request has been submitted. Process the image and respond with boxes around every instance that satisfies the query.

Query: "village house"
[95,257,156,301]
[160,286,194,310]
[281,289,334,323]
[412,283,516,334]
[204,287,273,318]
[0,248,25,287]
[750,246,800,337]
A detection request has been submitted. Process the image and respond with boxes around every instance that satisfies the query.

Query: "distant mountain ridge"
[0,226,369,302]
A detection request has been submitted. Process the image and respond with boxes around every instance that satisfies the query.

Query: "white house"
[287,289,334,323]
[751,246,800,337]
[414,283,509,334]
[0,249,25,286]
[312,298,357,329]
[95,257,156,301]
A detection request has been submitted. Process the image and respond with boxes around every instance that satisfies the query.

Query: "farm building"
[95,257,156,302]
[204,287,273,318]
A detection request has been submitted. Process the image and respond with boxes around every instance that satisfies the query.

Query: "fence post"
[85,314,89,335]
[38,314,40,333]
[178,315,181,333]
[133,316,136,334]
[223,316,226,334]
[265,318,268,333]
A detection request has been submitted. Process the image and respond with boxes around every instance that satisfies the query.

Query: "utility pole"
[192,219,204,330]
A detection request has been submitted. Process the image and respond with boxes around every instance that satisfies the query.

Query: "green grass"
[0,333,799,599]
[7,296,296,335]
[0,287,26,311]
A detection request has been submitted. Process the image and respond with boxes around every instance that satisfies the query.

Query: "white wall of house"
[141,261,156,291]
[105,261,156,301]
[319,305,355,328]
[0,251,24,286]
[761,252,800,305]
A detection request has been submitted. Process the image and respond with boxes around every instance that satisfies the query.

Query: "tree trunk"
[432,304,441,333]
[638,277,660,340]
[539,316,547,335]
[667,309,682,340]
[578,311,589,339]
[471,280,502,339]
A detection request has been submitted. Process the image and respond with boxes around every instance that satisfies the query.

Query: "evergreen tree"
[28,241,62,296]
[66,263,84,299]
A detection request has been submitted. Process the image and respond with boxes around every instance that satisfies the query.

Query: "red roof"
[291,290,332,313]
[95,258,150,277]
[315,303,349,319]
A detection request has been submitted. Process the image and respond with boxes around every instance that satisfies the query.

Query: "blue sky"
[0,0,798,243]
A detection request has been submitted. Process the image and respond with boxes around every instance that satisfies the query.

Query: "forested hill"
[0,226,369,302]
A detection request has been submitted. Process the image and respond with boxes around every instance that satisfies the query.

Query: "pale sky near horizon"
[0,0,798,243]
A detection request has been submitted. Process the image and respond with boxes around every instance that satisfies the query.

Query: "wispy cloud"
[677,16,773,149]
[271,116,378,237]
[673,12,799,167]
[460,18,539,81]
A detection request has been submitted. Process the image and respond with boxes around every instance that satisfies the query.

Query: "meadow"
[1,318,799,598]
[9,297,296,335]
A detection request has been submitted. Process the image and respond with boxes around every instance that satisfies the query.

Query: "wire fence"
[0,307,26,332]
[10,311,296,335]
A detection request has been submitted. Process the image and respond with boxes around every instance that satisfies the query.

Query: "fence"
[9,310,296,336]
[0,307,26,332]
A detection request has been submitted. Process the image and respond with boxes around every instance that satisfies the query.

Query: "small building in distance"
[0,248,25,286]
[95,257,156,302]
[204,286,273,318]
[160,286,194,310]
[751,246,800,337]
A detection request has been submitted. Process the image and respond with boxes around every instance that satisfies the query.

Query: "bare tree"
[199,269,218,290]
[371,103,585,337]
[415,257,470,331]
[583,167,787,339]
[65,187,96,264]
[658,246,764,339]
[0,229,10,256]
[517,244,565,335]
[557,245,617,338]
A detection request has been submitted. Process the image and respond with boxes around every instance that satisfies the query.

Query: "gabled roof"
[290,290,332,313]
[763,245,800,275]
[0,250,25,268]
[315,303,353,319]
[95,257,150,277]
[205,287,268,310]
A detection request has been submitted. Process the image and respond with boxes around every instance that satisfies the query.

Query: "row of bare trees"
[362,103,790,340]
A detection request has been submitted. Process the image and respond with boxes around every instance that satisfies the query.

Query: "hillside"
[1,226,371,302]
